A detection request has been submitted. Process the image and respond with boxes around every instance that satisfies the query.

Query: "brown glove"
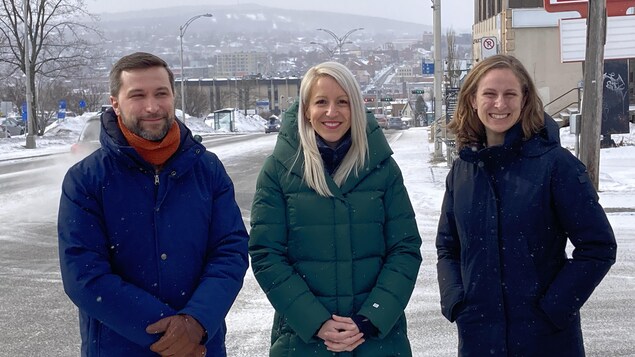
[146,314,206,357]
[188,345,206,357]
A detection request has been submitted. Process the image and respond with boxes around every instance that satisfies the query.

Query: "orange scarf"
[117,117,181,166]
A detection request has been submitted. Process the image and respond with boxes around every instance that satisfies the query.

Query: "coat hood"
[99,107,206,174]
[459,112,561,164]
[272,101,393,189]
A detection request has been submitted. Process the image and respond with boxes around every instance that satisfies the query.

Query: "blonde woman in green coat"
[249,61,422,356]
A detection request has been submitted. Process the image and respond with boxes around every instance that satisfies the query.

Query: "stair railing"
[545,85,582,117]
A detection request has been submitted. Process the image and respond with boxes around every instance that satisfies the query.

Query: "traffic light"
[411,89,424,94]
[364,97,375,103]
[380,97,393,102]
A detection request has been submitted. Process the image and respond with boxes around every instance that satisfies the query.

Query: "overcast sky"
[86,0,474,31]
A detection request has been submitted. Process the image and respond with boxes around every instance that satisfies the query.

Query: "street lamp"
[310,41,335,58]
[179,13,213,123]
[316,27,364,58]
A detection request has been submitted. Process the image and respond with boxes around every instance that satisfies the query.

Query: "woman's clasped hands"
[317,315,365,352]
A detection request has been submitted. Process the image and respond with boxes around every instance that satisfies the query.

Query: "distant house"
[401,101,416,120]
[347,59,372,85]
[391,103,406,117]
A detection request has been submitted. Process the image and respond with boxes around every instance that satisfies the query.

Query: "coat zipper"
[154,172,160,185]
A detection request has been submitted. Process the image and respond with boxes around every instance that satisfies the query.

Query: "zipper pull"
[154,173,160,186]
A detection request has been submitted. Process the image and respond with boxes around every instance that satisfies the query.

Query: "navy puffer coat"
[436,115,616,356]
[58,108,249,356]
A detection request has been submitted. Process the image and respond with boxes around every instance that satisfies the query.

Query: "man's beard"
[123,113,175,141]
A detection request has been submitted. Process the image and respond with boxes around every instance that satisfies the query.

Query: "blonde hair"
[297,62,368,197]
[449,54,544,151]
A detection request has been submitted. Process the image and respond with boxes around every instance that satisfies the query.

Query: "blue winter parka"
[249,102,422,356]
[436,116,617,356]
[58,108,249,356]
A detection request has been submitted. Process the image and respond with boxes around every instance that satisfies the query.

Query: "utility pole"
[579,1,606,190]
[432,0,444,160]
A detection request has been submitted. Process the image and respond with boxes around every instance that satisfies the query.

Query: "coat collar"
[99,107,205,174]
[459,112,561,164]
[273,101,393,192]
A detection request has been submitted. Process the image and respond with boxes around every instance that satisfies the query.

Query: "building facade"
[473,0,634,122]
[473,0,584,118]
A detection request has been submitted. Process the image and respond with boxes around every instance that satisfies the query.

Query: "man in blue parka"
[58,52,249,356]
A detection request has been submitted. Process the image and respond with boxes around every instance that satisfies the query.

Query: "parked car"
[70,115,101,156]
[375,114,388,129]
[386,116,409,130]
[0,117,26,136]
[265,116,281,133]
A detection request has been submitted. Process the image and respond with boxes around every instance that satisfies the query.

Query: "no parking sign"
[480,36,498,60]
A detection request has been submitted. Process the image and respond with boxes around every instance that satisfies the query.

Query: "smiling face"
[110,66,176,141]
[305,75,352,148]
[471,68,525,147]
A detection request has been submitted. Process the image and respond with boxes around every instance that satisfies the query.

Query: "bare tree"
[0,76,25,114]
[79,81,109,113]
[0,0,102,135]
[37,79,73,123]
[185,86,210,118]
[415,95,428,126]
[445,27,461,88]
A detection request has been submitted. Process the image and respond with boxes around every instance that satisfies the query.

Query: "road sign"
[58,100,67,119]
[480,36,498,60]
[422,62,434,75]
[544,0,634,17]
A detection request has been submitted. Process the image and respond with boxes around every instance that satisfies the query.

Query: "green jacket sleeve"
[357,159,422,338]
[249,157,331,343]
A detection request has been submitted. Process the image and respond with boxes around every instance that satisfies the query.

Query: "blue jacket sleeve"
[179,157,249,342]
[58,169,176,348]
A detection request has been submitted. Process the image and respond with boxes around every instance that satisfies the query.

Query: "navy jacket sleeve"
[179,158,249,342]
[436,164,465,322]
[539,149,617,328]
[58,169,177,348]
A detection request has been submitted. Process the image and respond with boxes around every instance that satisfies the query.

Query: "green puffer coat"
[249,102,422,356]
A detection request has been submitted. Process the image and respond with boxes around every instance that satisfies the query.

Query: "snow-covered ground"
[0,110,268,160]
[0,117,633,356]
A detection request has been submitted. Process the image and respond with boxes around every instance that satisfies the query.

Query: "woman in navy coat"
[436,54,616,356]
